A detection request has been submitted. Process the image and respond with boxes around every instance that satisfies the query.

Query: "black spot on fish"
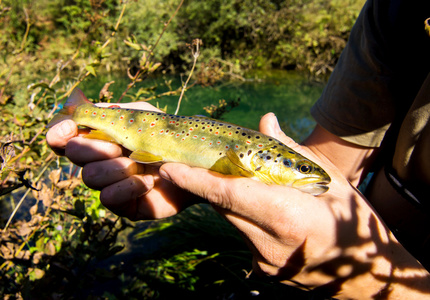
[266,156,271,160]
[255,166,262,172]
[258,150,263,154]
[277,154,281,157]
[256,136,260,139]
[239,153,244,158]
[272,146,277,149]
[247,150,252,156]
[269,139,273,141]
[283,159,292,167]
[235,131,239,134]
[248,136,251,139]
[288,150,295,154]
[227,125,231,128]
[242,133,246,136]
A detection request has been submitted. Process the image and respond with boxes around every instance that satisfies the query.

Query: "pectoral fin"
[226,148,254,177]
[129,150,163,164]
[85,130,117,143]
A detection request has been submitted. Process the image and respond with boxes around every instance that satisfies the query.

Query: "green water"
[81,70,325,142]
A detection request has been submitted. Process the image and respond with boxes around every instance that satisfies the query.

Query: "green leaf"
[85,65,97,77]
[123,39,142,51]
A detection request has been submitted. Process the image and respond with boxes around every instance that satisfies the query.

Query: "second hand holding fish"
[46,100,409,299]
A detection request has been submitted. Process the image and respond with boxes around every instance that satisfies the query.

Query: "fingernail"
[141,175,155,191]
[270,113,281,133]
[159,168,172,182]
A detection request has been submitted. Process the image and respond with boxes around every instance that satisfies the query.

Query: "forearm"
[279,189,430,299]
[334,220,430,299]
[300,125,430,298]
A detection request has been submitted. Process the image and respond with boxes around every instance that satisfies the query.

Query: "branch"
[175,39,202,115]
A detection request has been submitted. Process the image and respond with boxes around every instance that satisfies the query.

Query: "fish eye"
[298,162,312,174]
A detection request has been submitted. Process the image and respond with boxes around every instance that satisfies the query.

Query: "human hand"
[157,114,430,298]
[46,101,202,220]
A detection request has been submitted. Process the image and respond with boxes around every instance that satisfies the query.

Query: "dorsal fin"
[46,88,94,128]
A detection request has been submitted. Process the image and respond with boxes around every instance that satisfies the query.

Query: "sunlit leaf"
[85,65,97,77]
[124,39,142,51]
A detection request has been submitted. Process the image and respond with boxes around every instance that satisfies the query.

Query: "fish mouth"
[292,177,331,196]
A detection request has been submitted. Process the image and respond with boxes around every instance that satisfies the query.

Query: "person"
[47,0,430,298]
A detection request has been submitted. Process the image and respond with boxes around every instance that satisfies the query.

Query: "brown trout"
[47,88,331,195]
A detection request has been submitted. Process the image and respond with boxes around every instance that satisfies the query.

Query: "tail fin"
[46,88,93,128]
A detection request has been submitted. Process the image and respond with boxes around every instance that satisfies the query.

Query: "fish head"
[249,147,331,195]
[290,159,331,195]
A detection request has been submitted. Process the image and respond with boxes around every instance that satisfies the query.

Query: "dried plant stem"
[174,39,201,115]
[4,158,52,230]
[17,8,31,54]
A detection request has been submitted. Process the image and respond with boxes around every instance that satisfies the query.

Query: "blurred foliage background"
[0,0,364,298]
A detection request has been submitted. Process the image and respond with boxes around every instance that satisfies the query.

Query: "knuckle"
[81,164,98,189]
[205,178,236,210]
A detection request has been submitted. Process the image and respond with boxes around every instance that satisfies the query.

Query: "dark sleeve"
[311,0,430,147]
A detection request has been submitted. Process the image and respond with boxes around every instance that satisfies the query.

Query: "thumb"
[159,162,277,215]
[259,113,300,150]
[159,163,234,206]
[46,119,79,155]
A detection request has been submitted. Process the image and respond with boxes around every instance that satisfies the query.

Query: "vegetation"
[0,0,365,298]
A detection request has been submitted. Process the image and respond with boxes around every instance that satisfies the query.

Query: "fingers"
[99,174,155,220]
[159,162,313,225]
[65,137,124,166]
[259,113,332,167]
[259,113,300,150]
[99,172,200,220]
[81,157,145,190]
[46,120,79,155]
